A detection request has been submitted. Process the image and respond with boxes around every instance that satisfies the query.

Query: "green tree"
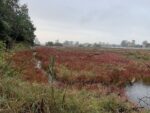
[46,41,54,46]
[0,0,35,48]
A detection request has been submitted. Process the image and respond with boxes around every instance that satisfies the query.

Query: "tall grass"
[0,76,143,113]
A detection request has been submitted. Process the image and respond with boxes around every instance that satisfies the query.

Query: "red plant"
[12,50,48,83]
[35,47,150,86]
[12,47,150,92]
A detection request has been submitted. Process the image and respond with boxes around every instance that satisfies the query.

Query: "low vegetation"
[35,47,150,87]
[0,42,149,113]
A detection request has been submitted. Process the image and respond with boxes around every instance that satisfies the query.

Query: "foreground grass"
[0,76,146,113]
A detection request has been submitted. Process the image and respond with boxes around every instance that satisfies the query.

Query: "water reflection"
[126,83,150,109]
[36,60,42,69]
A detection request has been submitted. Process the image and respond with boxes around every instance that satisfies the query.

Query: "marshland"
[1,0,150,113]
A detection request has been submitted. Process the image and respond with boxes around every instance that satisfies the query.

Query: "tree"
[0,0,35,48]
[54,42,63,46]
[121,40,129,47]
[46,41,54,46]
[13,4,36,45]
[142,41,148,45]
[54,40,63,46]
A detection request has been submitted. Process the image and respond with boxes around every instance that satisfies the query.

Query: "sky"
[21,0,150,44]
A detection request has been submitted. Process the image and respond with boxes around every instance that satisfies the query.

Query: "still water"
[126,83,150,108]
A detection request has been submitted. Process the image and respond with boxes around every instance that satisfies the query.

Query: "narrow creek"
[125,82,150,109]
[33,51,53,84]
[35,60,42,69]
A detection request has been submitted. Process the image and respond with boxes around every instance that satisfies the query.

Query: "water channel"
[126,82,150,109]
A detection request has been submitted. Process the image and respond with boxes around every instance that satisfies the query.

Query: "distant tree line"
[121,40,150,48]
[0,0,35,49]
[45,40,118,48]
[46,40,150,48]
[46,40,63,47]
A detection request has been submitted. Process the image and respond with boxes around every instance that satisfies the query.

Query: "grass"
[0,44,150,112]
[0,76,144,113]
[124,50,150,61]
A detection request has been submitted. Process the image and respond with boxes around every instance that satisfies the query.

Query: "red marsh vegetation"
[11,47,150,94]
[35,47,150,86]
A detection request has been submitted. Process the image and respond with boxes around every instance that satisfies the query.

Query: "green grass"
[125,51,150,61]
[0,76,142,113]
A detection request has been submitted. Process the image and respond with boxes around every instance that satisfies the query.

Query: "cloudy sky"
[21,0,150,44]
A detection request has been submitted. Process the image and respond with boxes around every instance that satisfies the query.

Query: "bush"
[0,46,18,78]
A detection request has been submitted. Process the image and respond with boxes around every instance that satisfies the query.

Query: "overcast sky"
[21,0,150,44]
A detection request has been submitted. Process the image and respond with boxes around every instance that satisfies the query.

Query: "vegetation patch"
[1,43,150,112]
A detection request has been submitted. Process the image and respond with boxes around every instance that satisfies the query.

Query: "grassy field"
[1,45,150,113]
